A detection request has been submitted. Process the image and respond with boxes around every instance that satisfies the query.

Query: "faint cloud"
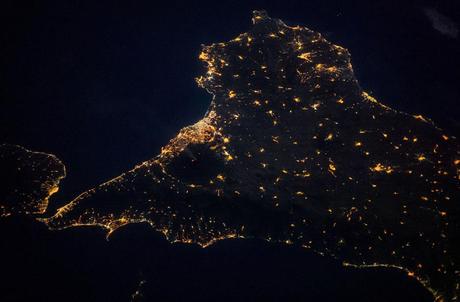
[422,7,458,39]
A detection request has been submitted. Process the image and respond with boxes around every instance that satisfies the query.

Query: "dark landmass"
[1,11,459,301]
[0,144,65,217]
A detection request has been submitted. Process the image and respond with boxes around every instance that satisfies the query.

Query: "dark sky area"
[0,0,459,301]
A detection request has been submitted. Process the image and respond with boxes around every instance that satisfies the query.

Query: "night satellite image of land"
[1,2,459,302]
